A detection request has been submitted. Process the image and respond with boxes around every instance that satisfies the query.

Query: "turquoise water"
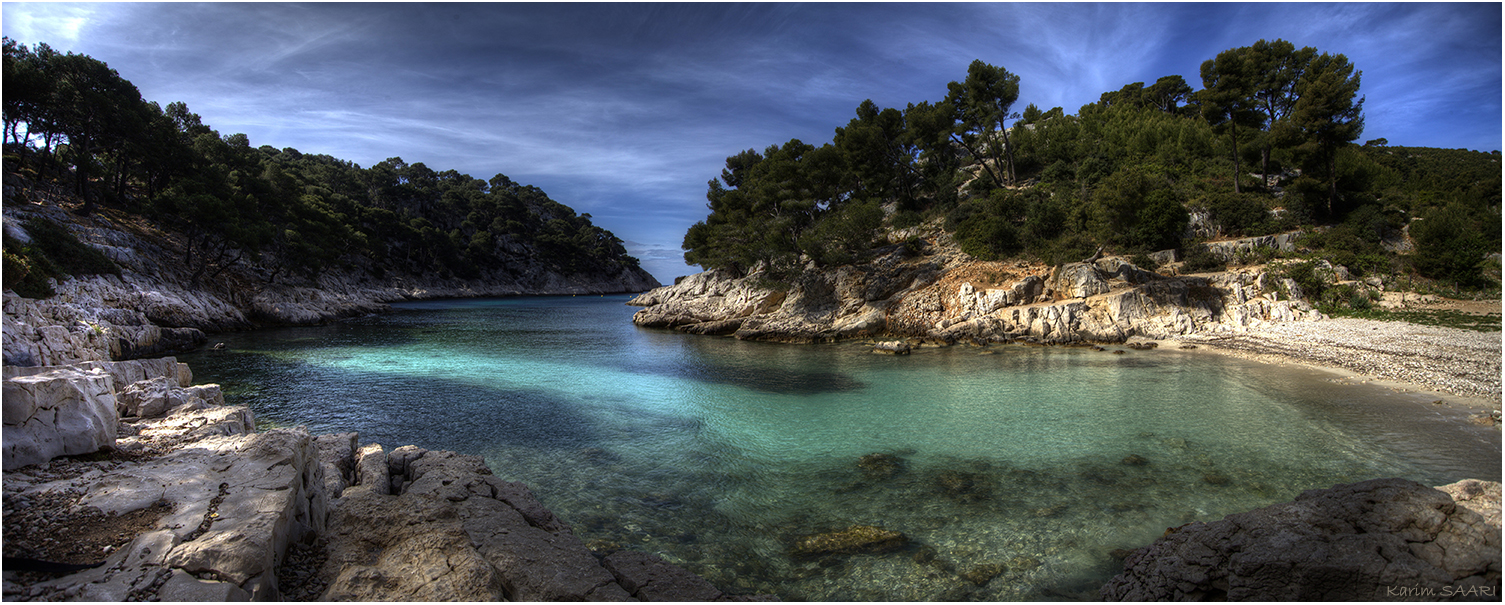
[180,295,1501,600]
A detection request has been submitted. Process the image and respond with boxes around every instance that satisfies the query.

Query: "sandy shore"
[1163,317,1502,411]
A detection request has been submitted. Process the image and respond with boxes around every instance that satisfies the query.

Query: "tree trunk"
[1260,144,1270,190]
[75,139,94,215]
[1326,151,1338,218]
[1230,124,1241,194]
[1001,128,1017,185]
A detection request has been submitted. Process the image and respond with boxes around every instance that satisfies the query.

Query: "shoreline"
[1156,316,1502,413]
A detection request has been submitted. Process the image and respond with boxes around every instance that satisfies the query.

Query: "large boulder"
[1101,478,1502,601]
[1050,263,1112,299]
[115,375,224,418]
[2,367,117,469]
[321,446,632,600]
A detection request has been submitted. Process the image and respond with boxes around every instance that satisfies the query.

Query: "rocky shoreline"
[1,357,768,601]
[3,355,1498,600]
[629,229,1502,415]
[2,198,659,368]
[629,231,1324,346]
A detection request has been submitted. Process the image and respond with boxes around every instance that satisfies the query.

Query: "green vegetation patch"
[2,217,120,298]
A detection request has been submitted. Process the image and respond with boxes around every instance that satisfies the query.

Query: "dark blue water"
[180,295,1501,600]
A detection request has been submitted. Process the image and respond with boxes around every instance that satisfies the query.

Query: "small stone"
[912,544,938,565]
[962,562,1007,585]
[1008,556,1040,571]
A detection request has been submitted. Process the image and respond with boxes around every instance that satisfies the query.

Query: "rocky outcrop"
[1,358,757,602]
[1200,230,1303,261]
[631,232,1321,345]
[2,367,118,470]
[2,357,198,469]
[1101,478,1503,601]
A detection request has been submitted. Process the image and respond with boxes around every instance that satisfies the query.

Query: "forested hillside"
[2,38,649,299]
[681,39,1501,297]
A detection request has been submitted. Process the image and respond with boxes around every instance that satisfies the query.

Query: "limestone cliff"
[2,198,659,367]
[630,229,1321,345]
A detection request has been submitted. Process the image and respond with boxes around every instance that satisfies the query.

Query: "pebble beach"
[1178,317,1503,408]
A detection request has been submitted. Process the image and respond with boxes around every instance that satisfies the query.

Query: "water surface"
[181,295,1501,600]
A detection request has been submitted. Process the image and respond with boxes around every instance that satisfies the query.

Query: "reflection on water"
[181,295,1501,601]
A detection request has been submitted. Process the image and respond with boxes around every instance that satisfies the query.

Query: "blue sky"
[4,2,1500,283]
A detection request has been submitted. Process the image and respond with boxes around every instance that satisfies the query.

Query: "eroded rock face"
[629,233,1320,346]
[1101,478,1503,601]
[2,199,658,370]
[2,367,117,469]
[1436,479,1503,533]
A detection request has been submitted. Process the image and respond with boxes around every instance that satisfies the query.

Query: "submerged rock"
[962,562,1007,585]
[1101,478,1503,601]
[791,525,908,556]
[857,452,905,479]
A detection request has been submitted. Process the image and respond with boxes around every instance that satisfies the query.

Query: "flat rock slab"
[7,427,323,601]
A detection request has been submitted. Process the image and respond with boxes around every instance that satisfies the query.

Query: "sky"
[3,2,1501,284]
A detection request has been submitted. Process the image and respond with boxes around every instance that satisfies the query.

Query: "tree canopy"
[2,38,644,291]
[680,41,1498,292]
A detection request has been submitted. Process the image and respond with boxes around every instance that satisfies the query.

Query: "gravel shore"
[1176,317,1502,407]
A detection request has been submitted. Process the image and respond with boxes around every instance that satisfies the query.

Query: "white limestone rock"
[2,367,117,469]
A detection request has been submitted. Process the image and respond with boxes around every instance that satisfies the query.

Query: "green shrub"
[890,209,923,230]
[1348,288,1372,310]
[1410,203,1493,288]
[1180,244,1225,273]
[953,215,1021,261]
[1280,260,1328,303]
[1202,191,1273,237]
[1129,252,1159,270]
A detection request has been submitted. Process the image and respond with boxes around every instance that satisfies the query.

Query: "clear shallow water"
[180,295,1501,600]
